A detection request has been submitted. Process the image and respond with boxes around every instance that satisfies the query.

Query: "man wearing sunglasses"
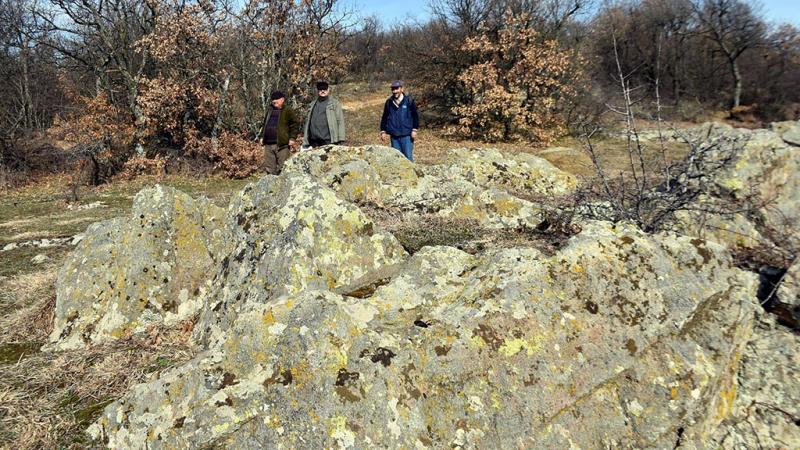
[303,80,346,148]
[379,80,419,161]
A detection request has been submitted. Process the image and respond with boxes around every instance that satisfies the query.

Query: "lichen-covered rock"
[714,129,800,250]
[194,173,408,347]
[673,208,764,250]
[284,145,547,229]
[710,313,800,449]
[770,120,800,146]
[89,221,757,448]
[49,185,229,350]
[672,123,800,252]
[778,262,800,308]
[438,147,578,196]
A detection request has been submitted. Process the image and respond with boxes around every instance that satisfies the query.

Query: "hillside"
[1,121,798,448]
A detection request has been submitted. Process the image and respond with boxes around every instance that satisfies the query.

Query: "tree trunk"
[126,79,146,155]
[211,74,232,150]
[730,57,742,108]
[20,45,34,130]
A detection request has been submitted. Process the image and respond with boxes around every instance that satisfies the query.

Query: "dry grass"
[0,318,196,449]
[361,203,578,257]
[0,269,57,343]
[339,83,691,173]
[0,173,253,449]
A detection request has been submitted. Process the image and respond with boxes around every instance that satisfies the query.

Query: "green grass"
[0,175,255,246]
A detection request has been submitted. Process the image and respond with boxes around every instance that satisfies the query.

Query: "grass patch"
[390,215,483,254]
[0,322,196,449]
[0,343,41,365]
[362,203,579,257]
[1,174,254,246]
[0,246,71,278]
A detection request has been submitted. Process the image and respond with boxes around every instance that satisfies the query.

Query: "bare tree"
[32,0,158,152]
[691,0,765,108]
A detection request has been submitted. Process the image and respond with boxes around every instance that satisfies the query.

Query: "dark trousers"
[264,144,290,175]
[308,137,332,147]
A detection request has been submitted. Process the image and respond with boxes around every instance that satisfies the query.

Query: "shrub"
[452,12,581,144]
[117,155,167,180]
[189,131,262,179]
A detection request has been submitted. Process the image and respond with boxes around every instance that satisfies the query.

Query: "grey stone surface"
[710,312,800,449]
[48,185,230,350]
[283,145,552,229]
[89,221,757,448]
[672,122,800,252]
[778,262,800,308]
[771,120,800,146]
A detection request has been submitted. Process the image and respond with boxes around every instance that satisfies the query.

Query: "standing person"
[261,91,301,175]
[303,80,346,148]
[379,80,419,161]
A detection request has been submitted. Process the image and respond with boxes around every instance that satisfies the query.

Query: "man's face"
[271,97,285,109]
[391,86,403,98]
[318,87,329,98]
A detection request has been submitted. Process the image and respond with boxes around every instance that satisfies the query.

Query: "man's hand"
[380,131,387,143]
[411,130,418,142]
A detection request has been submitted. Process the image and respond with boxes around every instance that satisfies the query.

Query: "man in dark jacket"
[379,80,419,161]
[262,91,301,175]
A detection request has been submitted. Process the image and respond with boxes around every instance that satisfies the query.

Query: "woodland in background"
[1,0,799,185]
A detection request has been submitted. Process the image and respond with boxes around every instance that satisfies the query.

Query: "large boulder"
[89,221,757,448]
[48,185,230,350]
[673,123,800,252]
[283,145,554,229]
[711,313,800,449]
[194,173,408,347]
[437,147,578,196]
[673,208,764,251]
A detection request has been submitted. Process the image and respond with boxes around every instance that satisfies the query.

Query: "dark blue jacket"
[380,94,419,137]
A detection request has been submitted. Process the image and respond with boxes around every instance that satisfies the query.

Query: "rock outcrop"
[436,147,577,196]
[194,173,408,348]
[283,145,571,229]
[49,185,230,350]
[45,141,798,447]
[710,313,800,449]
[87,214,757,447]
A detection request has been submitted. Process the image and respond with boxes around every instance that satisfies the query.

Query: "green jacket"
[302,96,346,146]
[261,105,301,147]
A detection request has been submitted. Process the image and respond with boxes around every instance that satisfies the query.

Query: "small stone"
[782,123,800,146]
[31,254,49,264]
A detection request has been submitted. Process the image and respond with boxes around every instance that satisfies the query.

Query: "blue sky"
[351,0,800,27]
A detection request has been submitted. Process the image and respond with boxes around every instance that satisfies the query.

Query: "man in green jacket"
[262,91,301,175]
[303,80,346,148]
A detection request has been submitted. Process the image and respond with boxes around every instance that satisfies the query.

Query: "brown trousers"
[264,144,290,175]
